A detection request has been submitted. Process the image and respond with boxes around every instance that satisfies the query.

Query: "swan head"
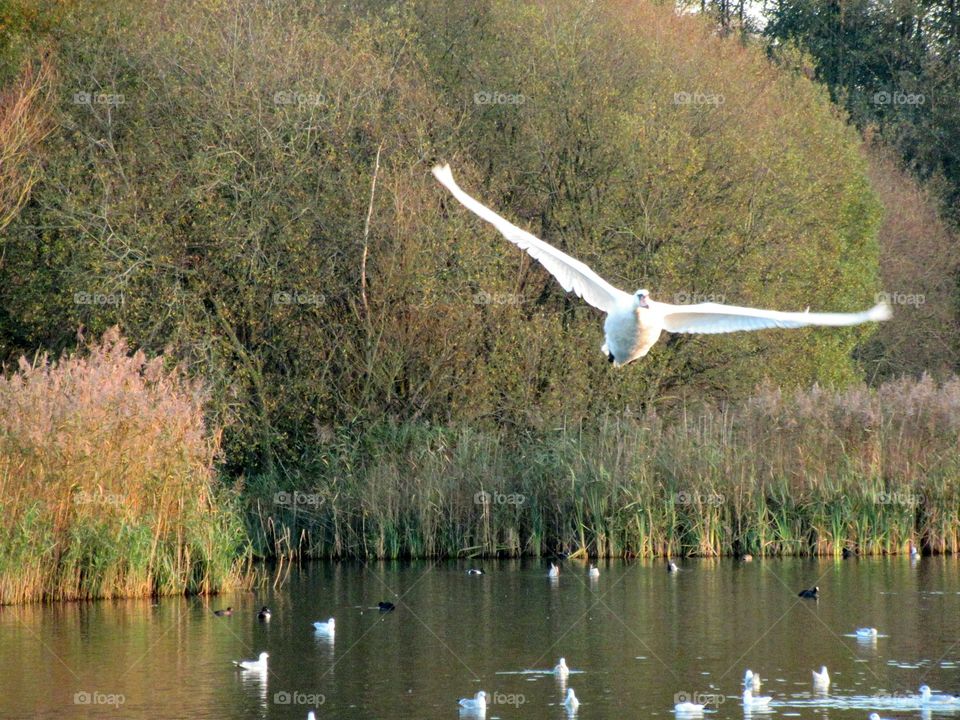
[259,652,269,661]
[633,289,650,309]
[558,657,568,668]
[920,685,931,700]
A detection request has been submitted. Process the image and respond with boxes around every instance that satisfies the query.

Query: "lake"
[1,557,958,719]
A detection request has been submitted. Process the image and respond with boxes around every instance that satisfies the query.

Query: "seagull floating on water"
[743,689,772,707]
[564,688,580,712]
[548,563,560,578]
[744,669,761,692]
[312,618,335,633]
[458,690,487,712]
[920,684,958,704]
[233,651,268,671]
[432,165,891,367]
[798,586,819,599]
[812,665,830,689]
[257,606,271,621]
[554,657,570,678]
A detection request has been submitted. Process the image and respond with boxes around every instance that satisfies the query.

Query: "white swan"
[233,651,268,671]
[307,712,317,720]
[432,165,891,366]
[856,627,879,638]
[554,657,570,678]
[588,565,600,578]
[667,560,679,574]
[743,690,772,707]
[312,618,336,633]
[564,688,580,712]
[548,563,560,578]
[458,691,487,712]
[869,714,889,720]
[744,669,761,692]
[812,665,830,689]
[674,701,705,714]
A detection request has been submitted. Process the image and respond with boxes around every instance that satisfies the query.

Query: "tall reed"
[0,328,249,604]
[249,376,960,560]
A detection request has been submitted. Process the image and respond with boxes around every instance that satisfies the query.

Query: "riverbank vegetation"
[0,0,958,589]
[0,329,248,604]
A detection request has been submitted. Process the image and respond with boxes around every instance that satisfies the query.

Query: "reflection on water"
[0,557,958,719]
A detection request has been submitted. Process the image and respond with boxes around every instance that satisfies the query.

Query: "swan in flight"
[432,165,891,366]
[812,666,830,689]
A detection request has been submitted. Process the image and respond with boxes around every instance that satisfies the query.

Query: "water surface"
[1,557,959,719]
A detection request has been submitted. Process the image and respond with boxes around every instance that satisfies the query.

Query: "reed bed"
[0,329,249,604]
[249,376,960,560]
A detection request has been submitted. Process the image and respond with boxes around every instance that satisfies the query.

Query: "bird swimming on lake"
[869,714,889,720]
[742,689,772,708]
[548,563,560,578]
[213,606,233,616]
[812,665,830,689]
[674,700,705,714]
[744,669,761,692]
[458,690,487,712]
[564,688,580,712]
[855,627,878,638]
[908,539,920,557]
[432,164,891,367]
[798,586,819,599]
[554,657,570,678]
[667,560,679,573]
[312,618,335,633]
[377,601,396,612]
[920,685,958,704]
[257,606,271,621]
[741,553,753,562]
[233,651,268,671]
[467,568,484,575]
[588,565,600,578]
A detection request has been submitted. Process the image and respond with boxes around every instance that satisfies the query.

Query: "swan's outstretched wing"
[432,164,631,313]
[658,300,891,334]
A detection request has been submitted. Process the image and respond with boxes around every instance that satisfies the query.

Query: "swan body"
[812,666,830,689]
[856,627,879,638]
[588,565,600,578]
[548,563,560,578]
[233,651,268,671]
[744,669,761,691]
[920,685,957,704]
[667,561,679,574]
[554,657,570,678]
[674,701,705,714]
[564,688,580,711]
[432,164,891,367]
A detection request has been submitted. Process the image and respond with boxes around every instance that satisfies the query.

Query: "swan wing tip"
[870,301,893,321]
